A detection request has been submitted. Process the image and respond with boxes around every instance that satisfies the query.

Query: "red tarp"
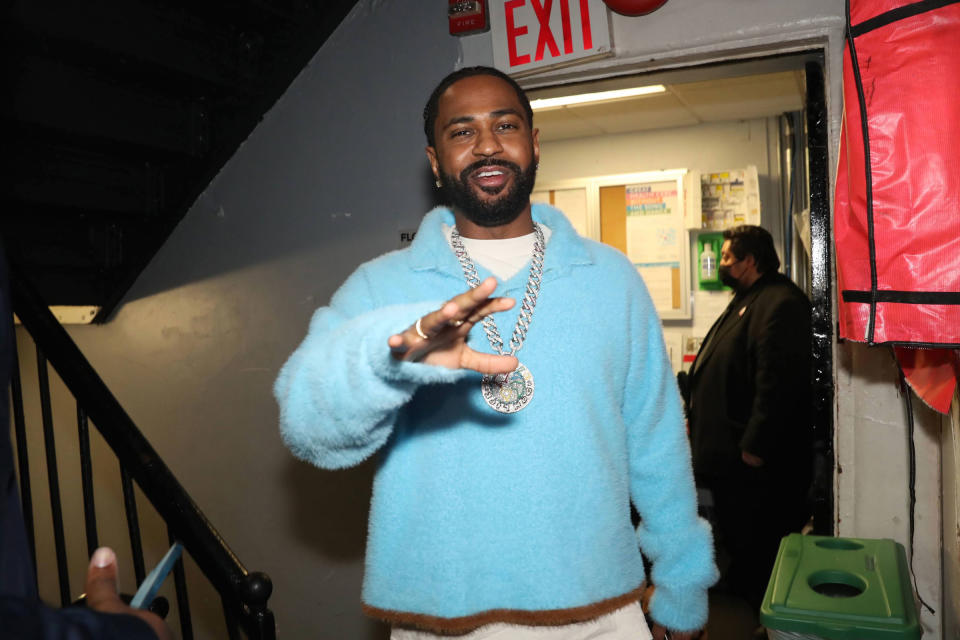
[835,0,960,345]
[835,0,960,412]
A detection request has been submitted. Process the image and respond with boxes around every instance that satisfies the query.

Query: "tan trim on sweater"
[362,585,646,636]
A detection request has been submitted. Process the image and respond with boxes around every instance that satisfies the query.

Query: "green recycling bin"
[760,534,921,640]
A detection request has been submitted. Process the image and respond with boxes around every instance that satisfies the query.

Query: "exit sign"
[490,0,611,75]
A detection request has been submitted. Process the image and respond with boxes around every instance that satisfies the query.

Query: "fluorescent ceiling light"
[530,85,667,110]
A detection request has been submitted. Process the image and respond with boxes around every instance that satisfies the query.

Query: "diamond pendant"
[481,363,534,413]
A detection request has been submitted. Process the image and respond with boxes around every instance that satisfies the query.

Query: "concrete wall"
[945,393,960,639]
[15,1,954,638]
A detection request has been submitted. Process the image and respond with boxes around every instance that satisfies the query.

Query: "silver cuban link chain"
[449,224,545,413]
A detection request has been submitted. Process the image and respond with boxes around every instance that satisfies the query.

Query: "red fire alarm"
[449,0,488,36]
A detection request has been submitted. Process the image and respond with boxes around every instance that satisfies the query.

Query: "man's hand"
[84,547,174,640]
[388,277,519,375]
[741,450,765,467]
[651,623,702,640]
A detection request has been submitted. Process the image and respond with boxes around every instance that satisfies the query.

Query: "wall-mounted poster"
[536,170,690,320]
[698,165,761,230]
[624,180,682,313]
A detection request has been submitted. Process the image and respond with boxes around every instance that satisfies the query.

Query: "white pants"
[391,602,652,640]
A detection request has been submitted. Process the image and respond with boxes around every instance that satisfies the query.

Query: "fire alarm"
[603,0,669,16]
[449,0,488,36]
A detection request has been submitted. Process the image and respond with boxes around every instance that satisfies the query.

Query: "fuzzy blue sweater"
[275,204,717,633]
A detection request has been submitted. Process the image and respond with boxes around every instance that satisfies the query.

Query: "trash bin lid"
[759,534,921,640]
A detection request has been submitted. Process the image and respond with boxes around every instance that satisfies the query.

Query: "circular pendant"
[481,363,534,413]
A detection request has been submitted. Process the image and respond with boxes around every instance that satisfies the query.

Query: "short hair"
[722,225,780,274]
[423,66,534,148]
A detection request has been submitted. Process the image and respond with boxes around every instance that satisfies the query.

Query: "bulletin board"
[533,169,691,320]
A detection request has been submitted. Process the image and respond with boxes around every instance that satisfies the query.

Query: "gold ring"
[414,317,429,340]
[452,319,465,327]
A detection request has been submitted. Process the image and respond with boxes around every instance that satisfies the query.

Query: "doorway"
[524,50,835,636]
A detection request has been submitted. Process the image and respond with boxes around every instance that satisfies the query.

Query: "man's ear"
[425,146,439,182]
[532,128,540,165]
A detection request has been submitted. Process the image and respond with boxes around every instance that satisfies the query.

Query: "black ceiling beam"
[9,56,210,156]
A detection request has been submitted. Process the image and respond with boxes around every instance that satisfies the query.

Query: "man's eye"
[450,129,472,138]
[498,122,518,131]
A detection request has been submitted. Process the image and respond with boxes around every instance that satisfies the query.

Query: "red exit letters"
[503,0,595,67]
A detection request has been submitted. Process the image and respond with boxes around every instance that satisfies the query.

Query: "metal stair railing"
[9,264,276,640]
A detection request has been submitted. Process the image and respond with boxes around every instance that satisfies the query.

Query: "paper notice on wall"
[636,263,680,310]
[624,179,683,311]
[700,165,761,230]
[625,181,680,263]
[681,335,704,373]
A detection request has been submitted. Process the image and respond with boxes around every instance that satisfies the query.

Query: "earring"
[434,178,442,188]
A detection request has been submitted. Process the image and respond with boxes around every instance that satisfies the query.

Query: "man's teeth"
[476,170,504,178]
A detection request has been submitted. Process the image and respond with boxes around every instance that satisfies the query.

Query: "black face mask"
[718,265,740,290]
[439,158,538,228]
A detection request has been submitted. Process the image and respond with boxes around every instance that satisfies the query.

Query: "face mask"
[718,265,740,290]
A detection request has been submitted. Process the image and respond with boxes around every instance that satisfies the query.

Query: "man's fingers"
[84,547,125,614]
[460,349,518,375]
[84,547,175,640]
[468,295,515,323]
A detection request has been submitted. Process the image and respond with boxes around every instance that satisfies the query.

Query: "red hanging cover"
[835,0,960,347]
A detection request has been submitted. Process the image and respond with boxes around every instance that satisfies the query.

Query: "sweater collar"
[408,203,594,283]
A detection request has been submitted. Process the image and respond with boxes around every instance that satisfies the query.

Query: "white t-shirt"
[442,225,553,282]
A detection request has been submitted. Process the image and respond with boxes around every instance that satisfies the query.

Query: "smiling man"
[275,67,717,640]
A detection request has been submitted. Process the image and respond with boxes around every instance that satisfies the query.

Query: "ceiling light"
[529,85,667,110]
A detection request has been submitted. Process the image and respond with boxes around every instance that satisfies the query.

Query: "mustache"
[458,158,523,181]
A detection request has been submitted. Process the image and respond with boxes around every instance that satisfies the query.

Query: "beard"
[439,158,537,228]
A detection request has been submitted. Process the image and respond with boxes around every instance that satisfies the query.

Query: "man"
[275,66,716,640]
[684,226,812,613]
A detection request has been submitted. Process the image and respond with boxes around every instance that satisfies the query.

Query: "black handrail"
[10,264,275,638]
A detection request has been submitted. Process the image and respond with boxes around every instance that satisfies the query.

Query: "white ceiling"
[529,70,805,142]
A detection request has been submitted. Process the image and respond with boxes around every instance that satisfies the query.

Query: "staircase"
[3,1,362,635]
[2,0,357,321]
[10,262,275,638]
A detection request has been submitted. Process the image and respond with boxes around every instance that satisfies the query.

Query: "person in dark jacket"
[684,225,813,612]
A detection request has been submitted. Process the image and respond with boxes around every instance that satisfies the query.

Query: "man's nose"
[473,127,503,156]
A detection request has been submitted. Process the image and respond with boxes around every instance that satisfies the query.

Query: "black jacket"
[686,272,813,487]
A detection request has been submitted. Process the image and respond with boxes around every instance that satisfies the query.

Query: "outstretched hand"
[388,277,518,375]
[84,547,174,640]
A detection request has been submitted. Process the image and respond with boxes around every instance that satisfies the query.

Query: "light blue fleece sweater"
[274,204,717,633]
